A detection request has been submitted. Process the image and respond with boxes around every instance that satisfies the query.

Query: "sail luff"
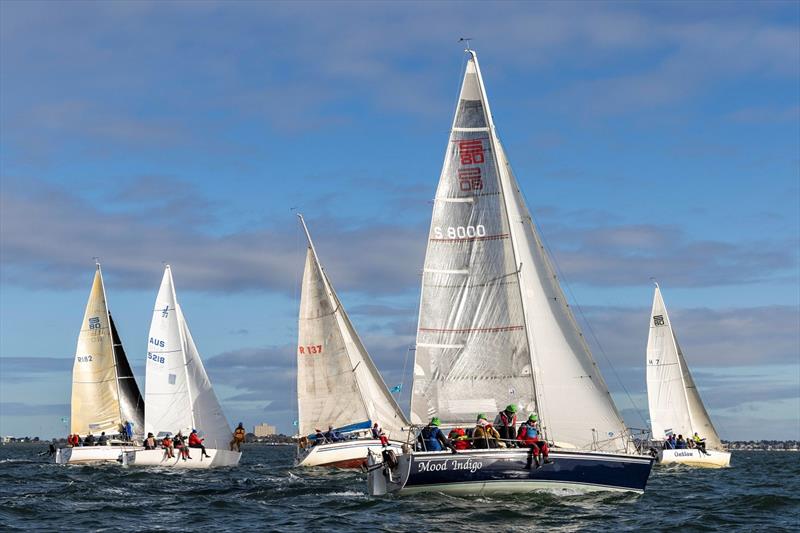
[167,266,196,431]
[96,264,126,428]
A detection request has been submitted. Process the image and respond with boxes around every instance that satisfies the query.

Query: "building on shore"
[254,423,277,437]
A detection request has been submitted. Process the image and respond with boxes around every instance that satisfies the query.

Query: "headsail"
[646,285,722,450]
[412,51,629,452]
[144,266,231,448]
[296,215,409,439]
[71,266,144,437]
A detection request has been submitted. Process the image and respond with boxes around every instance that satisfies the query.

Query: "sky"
[0,0,798,441]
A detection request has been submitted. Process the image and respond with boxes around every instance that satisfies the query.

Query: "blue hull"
[371,448,654,495]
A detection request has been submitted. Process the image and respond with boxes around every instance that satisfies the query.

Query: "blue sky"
[1,1,798,440]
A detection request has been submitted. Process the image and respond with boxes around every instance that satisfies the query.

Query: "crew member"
[517,413,551,468]
[494,405,518,445]
[230,423,246,452]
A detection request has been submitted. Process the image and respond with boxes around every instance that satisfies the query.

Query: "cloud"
[0,402,69,417]
[0,177,426,295]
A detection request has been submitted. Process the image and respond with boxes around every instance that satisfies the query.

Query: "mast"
[466,50,547,436]
[96,262,126,431]
[167,265,196,431]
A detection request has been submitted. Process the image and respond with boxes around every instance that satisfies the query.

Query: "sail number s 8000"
[433,225,486,239]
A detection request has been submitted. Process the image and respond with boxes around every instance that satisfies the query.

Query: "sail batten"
[296,216,409,440]
[412,51,629,452]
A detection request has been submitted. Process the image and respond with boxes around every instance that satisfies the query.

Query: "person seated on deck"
[144,433,157,450]
[692,433,708,454]
[97,432,108,446]
[189,429,212,458]
[84,433,96,446]
[676,435,687,449]
[473,414,502,449]
[418,418,454,452]
[324,425,344,443]
[448,428,470,450]
[493,405,518,446]
[230,423,246,452]
[313,428,327,444]
[686,437,694,449]
[174,431,191,460]
[517,413,551,469]
[162,434,175,458]
[371,423,381,440]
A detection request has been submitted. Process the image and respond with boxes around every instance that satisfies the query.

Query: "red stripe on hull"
[317,457,367,469]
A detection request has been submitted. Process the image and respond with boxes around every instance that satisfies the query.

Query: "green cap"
[430,417,441,427]
[528,413,538,422]
[505,404,517,414]
[477,413,488,421]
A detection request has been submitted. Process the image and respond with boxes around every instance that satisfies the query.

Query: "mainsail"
[296,215,409,439]
[144,266,231,448]
[71,266,144,437]
[646,285,722,450]
[412,51,630,452]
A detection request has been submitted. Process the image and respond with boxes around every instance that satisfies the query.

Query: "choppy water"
[1,444,798,532]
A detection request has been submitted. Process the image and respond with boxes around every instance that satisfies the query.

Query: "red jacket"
[189,433,203,446]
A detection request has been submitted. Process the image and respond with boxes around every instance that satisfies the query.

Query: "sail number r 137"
[299,345,323,355]
[433,225,486,239]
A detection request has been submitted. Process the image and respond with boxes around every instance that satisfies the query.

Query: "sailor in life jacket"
[517,413,551,467]
[493,404,518,443]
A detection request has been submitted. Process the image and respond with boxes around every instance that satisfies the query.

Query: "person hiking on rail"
[517,413,551,469]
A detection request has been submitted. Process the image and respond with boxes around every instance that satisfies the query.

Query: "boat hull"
[658,448,731,468]
[122,448,241,469]
[368,448,654,496]
[296,439,404,468]
[55,445,142,465]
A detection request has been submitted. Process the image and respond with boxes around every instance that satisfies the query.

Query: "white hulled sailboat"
[295,215,409,467]
[368,50,653,495]
[646,284,731,467]
[123,265,240,468]
[56,264,145,464]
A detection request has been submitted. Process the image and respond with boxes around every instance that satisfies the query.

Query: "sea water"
[1,444,797,531]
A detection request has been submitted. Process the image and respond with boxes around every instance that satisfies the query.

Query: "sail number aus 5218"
[299,345,323,355]
[433,225,486,239]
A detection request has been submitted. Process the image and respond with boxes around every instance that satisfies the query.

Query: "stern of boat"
[366,446,410,496]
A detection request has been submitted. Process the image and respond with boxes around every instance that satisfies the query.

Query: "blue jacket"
[419,425,445,451]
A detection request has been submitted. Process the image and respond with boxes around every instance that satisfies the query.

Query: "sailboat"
[295,214,410,468]
[55,264,145,464]
[122,265,241,468]
[367,50,654,495]
[646,283,731,467]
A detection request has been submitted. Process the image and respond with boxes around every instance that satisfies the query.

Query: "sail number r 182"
[433,225,486,239]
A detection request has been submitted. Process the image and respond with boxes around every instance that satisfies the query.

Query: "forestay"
[646,285,722,450]
[297,216,409,439]
[412,51,630,453]
[71,266,144,437]
[145,266,231,449]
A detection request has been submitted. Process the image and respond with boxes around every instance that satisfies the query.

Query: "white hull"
[296,439,404,468]
[123,448,241,469]
[658,448,731,468]
[55,445,142,465]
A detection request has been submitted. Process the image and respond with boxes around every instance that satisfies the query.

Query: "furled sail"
[144,266,231,448]
[646,285,722,450]
[412,51,629,452]
[71,266,144,437]
[296,215,409,439]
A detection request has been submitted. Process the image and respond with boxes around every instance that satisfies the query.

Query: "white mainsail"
[296,215,409,439]
[144,266,231,449]
[71,265,144,437]
[411,51,630,452]
[646,285,723,450]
